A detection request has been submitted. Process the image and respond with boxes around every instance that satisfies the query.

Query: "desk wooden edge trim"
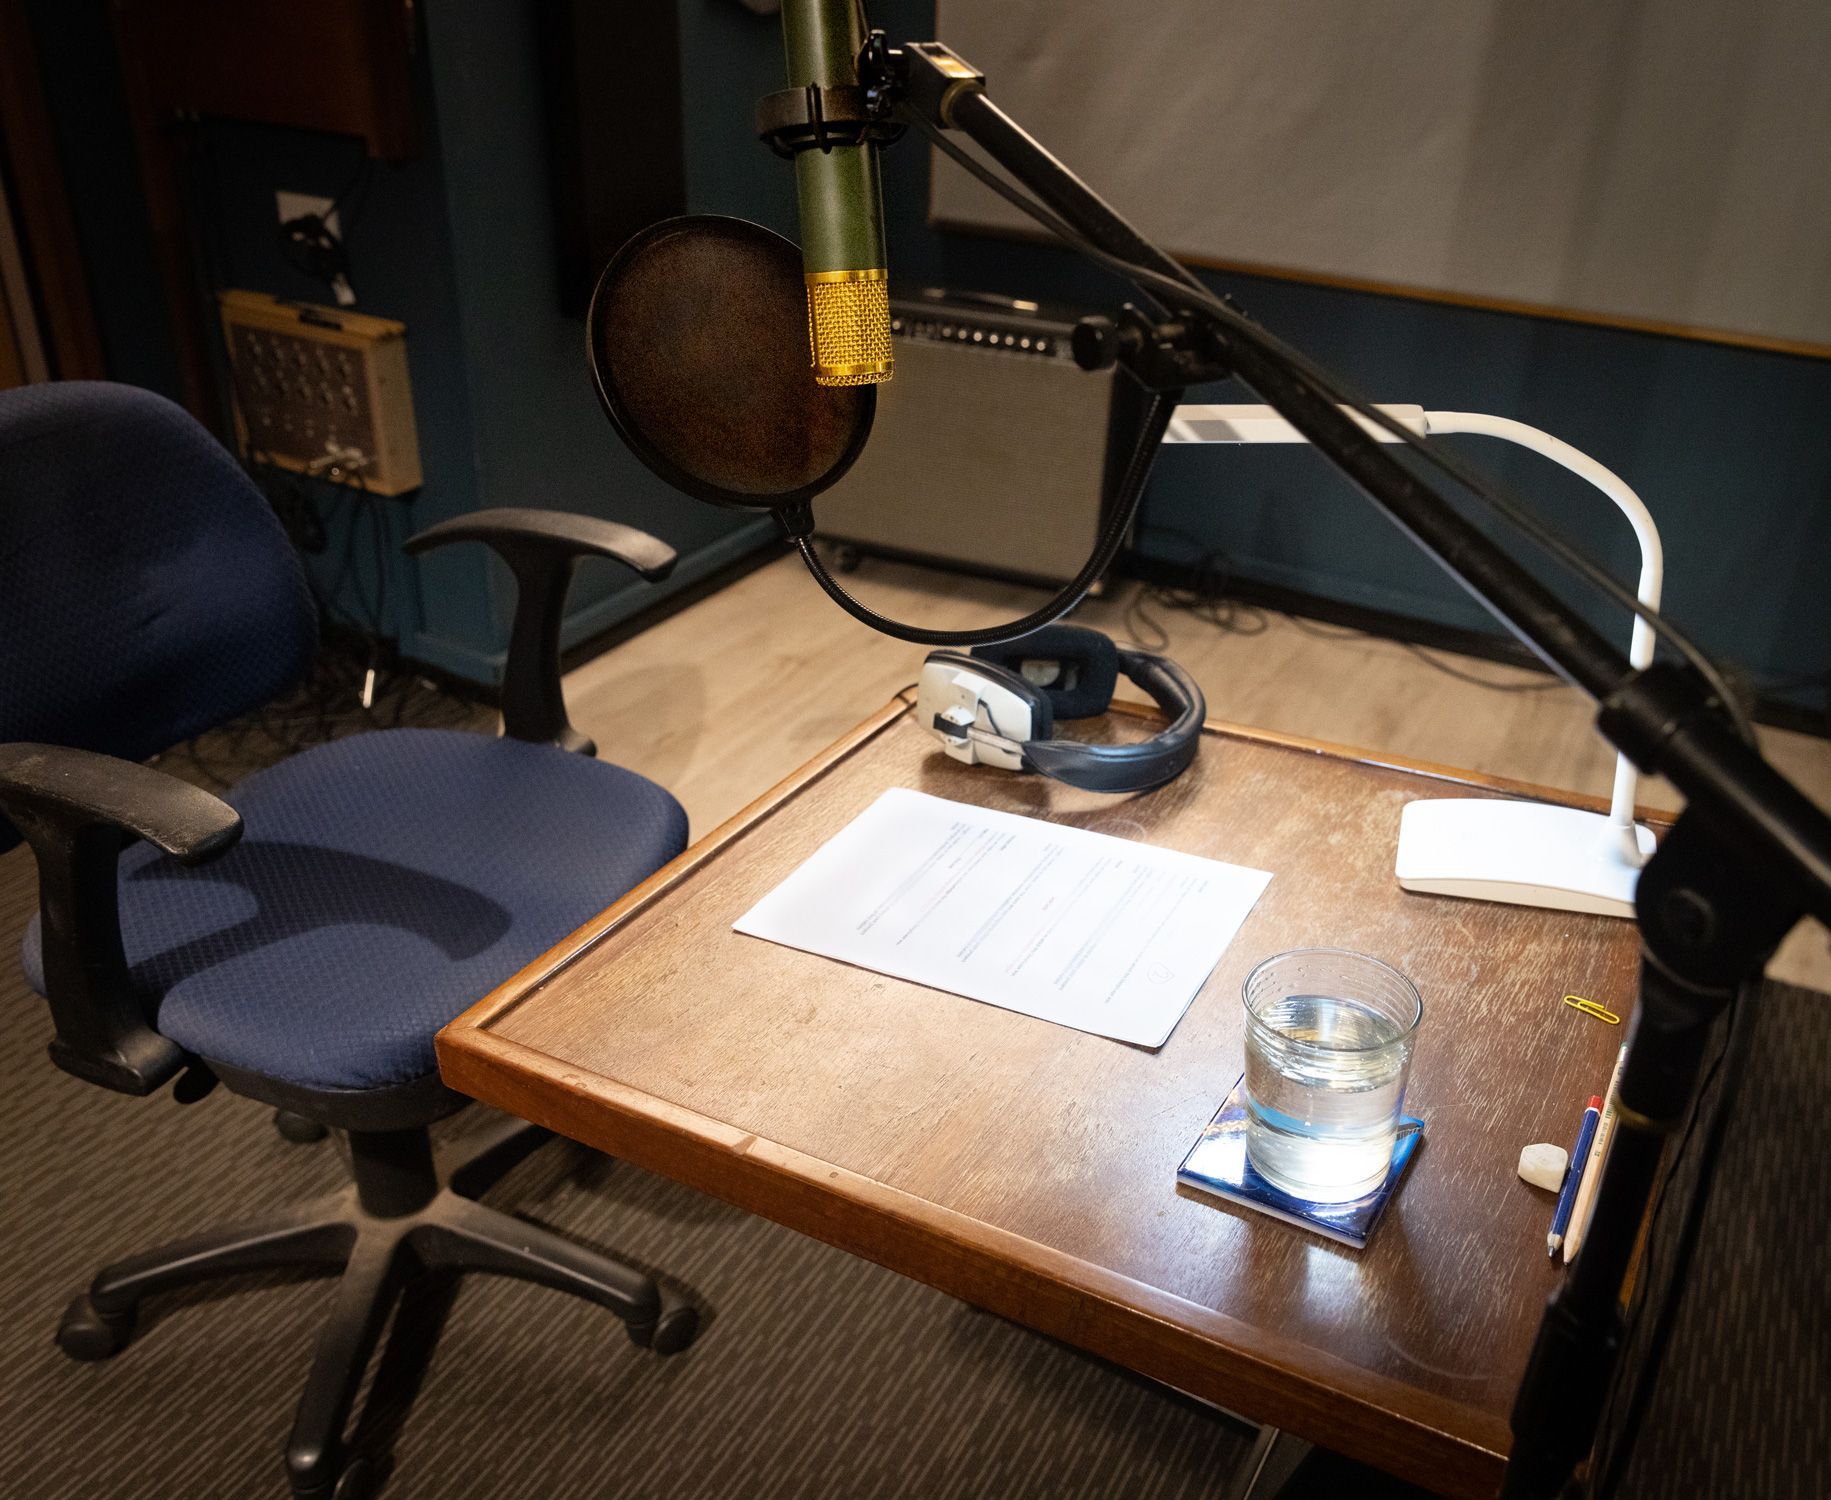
[436,1026,1510,1499]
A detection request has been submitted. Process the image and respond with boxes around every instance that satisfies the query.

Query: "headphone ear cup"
[923,650,1054,740]
[1027,686,1055,741]
[970,625,1118,720]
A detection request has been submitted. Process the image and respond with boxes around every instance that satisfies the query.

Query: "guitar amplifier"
[813,289,1133,588]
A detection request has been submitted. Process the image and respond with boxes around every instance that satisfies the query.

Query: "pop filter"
[587,214,1162,652]
[587,215,874,516]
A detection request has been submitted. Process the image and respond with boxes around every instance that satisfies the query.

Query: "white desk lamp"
[1164,404,1661,918]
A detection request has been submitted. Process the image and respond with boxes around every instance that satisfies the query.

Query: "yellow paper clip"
[1563,993,1620,1025]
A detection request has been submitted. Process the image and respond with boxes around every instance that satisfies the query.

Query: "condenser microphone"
[778,0,893,387]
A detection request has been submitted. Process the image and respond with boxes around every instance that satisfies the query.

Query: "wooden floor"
[563,550,1830,989]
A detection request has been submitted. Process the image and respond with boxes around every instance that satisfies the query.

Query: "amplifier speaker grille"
[812,296,1120,586]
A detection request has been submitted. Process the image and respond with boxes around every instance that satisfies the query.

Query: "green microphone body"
[780,0,893,386]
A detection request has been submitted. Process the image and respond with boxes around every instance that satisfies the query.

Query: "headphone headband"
[1021,650,1204,792]
[917,627,1205,794]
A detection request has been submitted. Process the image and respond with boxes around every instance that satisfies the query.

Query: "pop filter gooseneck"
[588,213,1169,648]
[787,391,1171,647]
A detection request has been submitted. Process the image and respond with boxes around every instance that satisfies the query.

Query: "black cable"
[335,487,372,630]
[1393,640,1566,692]
[911,116,1758,746]
[1122,582,1256,652]
[276,146,370,248]
[793,386,1173,646]
[326,151,375,235]
[275,149,372,303]
[1277,607,1565,691]
[1117,531,1270,650]
[366,478,388,635]
[1279,613,1371,642]
[180,644,493,787]
[1124,545,1564,691]
[355,465,389,697]
[911,119,1179,306]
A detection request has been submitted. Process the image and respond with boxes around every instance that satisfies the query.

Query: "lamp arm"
[1420,412,1662,855]
[1167,403,1665,859]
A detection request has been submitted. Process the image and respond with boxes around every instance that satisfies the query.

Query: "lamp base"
[1395,798,1656,918]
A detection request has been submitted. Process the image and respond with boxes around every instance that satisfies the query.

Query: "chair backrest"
[1,383,316,846]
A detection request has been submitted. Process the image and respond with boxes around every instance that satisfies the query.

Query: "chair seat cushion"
[21,730,686,1092]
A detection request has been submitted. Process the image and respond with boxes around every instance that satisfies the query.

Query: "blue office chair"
[0,382,697,1500]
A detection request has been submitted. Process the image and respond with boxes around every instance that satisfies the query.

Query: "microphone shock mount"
[754,82,904,158]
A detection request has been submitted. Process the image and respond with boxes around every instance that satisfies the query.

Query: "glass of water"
[1241,948,1422,1202]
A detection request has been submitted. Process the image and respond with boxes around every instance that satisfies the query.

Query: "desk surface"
[438,701,1643,1498]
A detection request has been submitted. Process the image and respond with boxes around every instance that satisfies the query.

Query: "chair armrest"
[0,744,243,861]
[405,507,678,580]
[405,508,679,754]
[0,744,242,1095]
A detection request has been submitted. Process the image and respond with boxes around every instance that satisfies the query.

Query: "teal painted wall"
[408,0,775,679]
[29,0,775,686]
[687,0,1828,705]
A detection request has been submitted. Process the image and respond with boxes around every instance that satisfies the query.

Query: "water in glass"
[1244,991,1409,1201]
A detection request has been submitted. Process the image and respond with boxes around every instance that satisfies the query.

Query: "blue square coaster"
[1176,1074,1423,1250]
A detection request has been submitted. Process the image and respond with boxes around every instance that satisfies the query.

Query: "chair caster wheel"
[645,1300,699,1355]
[331,1456,378,1500]
[274,1109,329,1144]
[56,1294,134,1361]
[293,1454,379,1500]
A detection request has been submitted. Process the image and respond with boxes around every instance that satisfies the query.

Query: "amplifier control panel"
[889,290,1076,361]
[891,313,1063,359]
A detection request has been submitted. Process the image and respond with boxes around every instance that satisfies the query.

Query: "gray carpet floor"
[0,714,1432,1500]
[0,838,1258,1499]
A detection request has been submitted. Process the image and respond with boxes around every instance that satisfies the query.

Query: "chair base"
[56,1115,696,1500]
[274,1108,331,1144]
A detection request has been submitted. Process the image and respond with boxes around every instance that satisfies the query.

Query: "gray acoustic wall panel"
[932,1,1831,353]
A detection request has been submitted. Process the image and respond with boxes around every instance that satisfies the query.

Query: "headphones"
[917,625,1206,793]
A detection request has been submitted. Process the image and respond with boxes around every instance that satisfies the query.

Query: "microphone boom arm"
[855,31,1831,1500]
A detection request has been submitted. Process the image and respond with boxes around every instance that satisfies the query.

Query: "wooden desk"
[438,701,1644,1498]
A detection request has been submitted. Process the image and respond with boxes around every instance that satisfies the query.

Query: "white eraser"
[1518,1142,1568,1191]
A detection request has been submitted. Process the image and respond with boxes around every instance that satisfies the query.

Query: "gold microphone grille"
[806,270,893,387]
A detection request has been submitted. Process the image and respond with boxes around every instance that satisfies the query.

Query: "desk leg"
[1222,1425,1311,1500]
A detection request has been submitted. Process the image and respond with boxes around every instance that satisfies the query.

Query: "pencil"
[1548,1095,1603,1258]
[1563,1045,1628,1264]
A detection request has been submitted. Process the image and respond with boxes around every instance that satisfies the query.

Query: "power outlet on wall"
[275,190,341,238]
